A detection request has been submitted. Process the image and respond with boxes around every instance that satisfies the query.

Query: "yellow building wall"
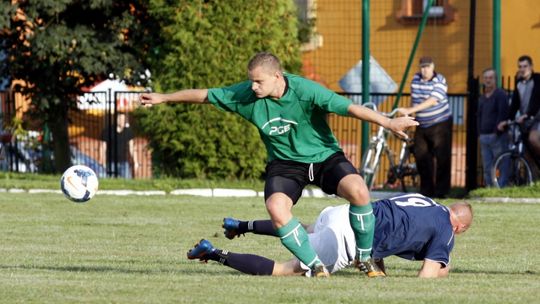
[501,0,540,79]
[303,0,540,93]
[304,0,473,93]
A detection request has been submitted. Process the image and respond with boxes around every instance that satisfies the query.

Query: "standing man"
[100,112,138,178]
[498,55,540,158]
[187,193,473,278]
[477,68,510,186]
[398,56,452,198]
[140,52,418,277]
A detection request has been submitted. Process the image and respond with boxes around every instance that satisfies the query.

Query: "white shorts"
[301,205,357,275]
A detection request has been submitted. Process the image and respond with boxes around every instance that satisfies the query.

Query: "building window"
[396,0,455,25]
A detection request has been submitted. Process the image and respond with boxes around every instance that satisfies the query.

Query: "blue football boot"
[186,239,215,261]
[222,217,243,240]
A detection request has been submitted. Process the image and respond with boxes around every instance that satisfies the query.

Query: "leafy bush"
[137,1,301,179]
[0,0,156,172]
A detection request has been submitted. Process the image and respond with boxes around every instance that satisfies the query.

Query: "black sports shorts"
[264,151,359,204]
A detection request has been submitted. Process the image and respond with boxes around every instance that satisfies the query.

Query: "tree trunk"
[49,104,71,173]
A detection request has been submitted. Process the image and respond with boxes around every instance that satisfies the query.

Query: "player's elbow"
[417,260,447,278]
[438,265,450,278]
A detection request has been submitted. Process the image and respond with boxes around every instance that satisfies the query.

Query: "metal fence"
[329,92,469,188]
[72,90,151,179]
[0,84,511,188]
[0,90,151,179]
[0,91,19,172]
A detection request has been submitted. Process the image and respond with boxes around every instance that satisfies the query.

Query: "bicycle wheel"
[491,151,533,188]
[397,151,420,193]
[360,146,381,190]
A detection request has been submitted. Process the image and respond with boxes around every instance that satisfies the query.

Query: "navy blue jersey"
[372,193,455,267]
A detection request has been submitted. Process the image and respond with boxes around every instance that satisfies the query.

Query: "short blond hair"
[248,52,282,73]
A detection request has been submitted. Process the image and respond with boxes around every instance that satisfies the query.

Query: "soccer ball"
[60,165,99,203]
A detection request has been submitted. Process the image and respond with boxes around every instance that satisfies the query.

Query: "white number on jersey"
[391,193,438,208]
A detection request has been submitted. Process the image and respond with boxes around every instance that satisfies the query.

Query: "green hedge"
[137,1,301,179]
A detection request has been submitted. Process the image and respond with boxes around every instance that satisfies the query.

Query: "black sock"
[238,220,277,236]
[207,249,275,275]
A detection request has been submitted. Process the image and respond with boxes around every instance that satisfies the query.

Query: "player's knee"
[265,194,293,227]
[265,200,281,216]
[337,174,370,204]
[349,190,370,205]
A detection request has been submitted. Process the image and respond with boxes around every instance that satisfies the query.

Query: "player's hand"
[497,120,508,132]
[396,107,411,116]
[139,93,166,107]
[516,114,528,124]
[387,116,418,139]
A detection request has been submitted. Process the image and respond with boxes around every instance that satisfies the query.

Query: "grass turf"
[0,171,265,192]
[0,192,539,303]
[3,171,540,199]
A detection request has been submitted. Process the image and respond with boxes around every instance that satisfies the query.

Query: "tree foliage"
[135,0,302,179]
[0,0,157,172]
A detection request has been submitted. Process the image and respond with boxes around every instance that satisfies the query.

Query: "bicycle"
[491,120,537,188]
[0,130,40,173]
[359,102,419,192]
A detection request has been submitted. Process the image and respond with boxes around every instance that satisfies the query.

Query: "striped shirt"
[411,72,451,127]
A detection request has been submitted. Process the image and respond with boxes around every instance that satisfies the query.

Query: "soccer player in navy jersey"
[140,52,418,277]
[187,193,473,278]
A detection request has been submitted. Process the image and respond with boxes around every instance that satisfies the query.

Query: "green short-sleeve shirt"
[207,73,352,163]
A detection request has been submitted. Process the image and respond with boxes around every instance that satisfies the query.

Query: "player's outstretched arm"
[139,89,209,106]
[347,104,419,139]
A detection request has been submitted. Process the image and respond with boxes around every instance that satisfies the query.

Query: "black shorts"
[264,152,359,204]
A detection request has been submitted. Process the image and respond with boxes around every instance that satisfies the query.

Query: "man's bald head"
[449,202,473,234]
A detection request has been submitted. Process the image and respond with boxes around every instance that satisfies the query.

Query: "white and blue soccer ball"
[60,165,99,203]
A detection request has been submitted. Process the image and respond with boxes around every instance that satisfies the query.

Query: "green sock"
[275,217,321,269]
[349,204,375,262]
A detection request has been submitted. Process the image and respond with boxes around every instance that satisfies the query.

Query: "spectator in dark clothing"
[498,55,540,157]
[477,68,510,186]
[99,112,137,178]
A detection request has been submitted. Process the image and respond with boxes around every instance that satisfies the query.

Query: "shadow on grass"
[1,262,245,276]
[3,263,535,277]
[330,265,538,277]
[0,264,178,275]
[449,267,537,275]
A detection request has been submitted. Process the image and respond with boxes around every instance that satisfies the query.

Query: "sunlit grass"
[0,193,539,303]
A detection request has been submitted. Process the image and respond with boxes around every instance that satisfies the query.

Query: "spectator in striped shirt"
[398,56,452,198]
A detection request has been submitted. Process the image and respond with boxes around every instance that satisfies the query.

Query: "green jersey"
[207,73,352,163]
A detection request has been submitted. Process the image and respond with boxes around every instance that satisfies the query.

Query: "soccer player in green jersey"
[140,52,418,278]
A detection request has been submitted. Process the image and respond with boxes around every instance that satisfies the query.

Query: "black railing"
[1,85,515,190]
[0,90,151,179]
[333,92,469,188]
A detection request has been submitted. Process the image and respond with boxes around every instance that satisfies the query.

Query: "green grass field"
[0,172,266,192]
[3,171,540,198]
[1,192,539,303]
